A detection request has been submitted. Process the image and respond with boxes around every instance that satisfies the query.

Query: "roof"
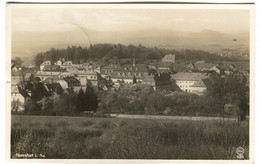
[114,64,148,73]
[77,70,96,75]
[190,80,206,88]
[40,60,51,65]
[162,54,175,62]
[171,72,208,81]
[157,62,173,68]
[36,71,61,76]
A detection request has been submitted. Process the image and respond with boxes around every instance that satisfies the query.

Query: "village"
[11,52,249,112]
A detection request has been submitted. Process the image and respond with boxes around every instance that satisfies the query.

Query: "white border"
[1,1,258,164]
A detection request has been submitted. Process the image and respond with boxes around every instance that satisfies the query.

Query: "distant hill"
[11,28,249,64]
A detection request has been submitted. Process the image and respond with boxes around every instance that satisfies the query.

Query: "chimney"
[133,57,136,67]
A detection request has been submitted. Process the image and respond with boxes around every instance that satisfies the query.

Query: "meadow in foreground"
[11,115,249,159]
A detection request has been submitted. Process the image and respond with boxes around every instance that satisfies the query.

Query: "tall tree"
[85,85,98,111]
[76,88,85,112]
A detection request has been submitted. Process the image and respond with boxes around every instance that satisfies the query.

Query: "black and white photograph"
[6,3,255,162]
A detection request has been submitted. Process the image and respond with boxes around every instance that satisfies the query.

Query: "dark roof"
[114,64,148,73]
[157,62,173,68]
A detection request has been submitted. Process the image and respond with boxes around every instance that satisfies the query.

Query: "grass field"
[11,115,249,159]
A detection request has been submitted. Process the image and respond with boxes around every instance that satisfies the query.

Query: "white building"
[35,71,61,80]
[162,54,175,63]
[54,60,62,66]
[40,60,51,71]
[171,72,208,95]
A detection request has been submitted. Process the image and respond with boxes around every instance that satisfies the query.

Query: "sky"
[10,4,250,34]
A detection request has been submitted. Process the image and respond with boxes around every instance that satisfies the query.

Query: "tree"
[85,85,98,111]
[207,72,248,121]
[76,88,85,112]
[12,57,23,67]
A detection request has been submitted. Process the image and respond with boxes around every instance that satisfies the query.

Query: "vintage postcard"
[6,2,255,164]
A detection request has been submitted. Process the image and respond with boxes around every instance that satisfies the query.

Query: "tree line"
[34,44,247,66]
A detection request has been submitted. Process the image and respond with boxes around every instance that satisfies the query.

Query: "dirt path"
[110,114,237,121]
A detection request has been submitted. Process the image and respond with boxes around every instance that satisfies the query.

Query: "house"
[171,72,208,95]
[100,65,118,79]
[110,62,150,84]
[62,61,73,69]
[54,60,62,66]
[40,60,51,71]
[162,54,175,63]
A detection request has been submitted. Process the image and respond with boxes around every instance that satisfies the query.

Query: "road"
[109,114,238,121]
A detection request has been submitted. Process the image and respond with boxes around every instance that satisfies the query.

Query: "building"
[162,54,175,63]
[77,70,98,86]
[54,60,62,66]
[156,62,174,73]
[35,71,61,81]
[171,72,208,95]
[62,61,73,69]
[110,63,150,84]
[40,60,51,71]
[11,76,24,111]
[100,65,118,79]
[187,60,215,72]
